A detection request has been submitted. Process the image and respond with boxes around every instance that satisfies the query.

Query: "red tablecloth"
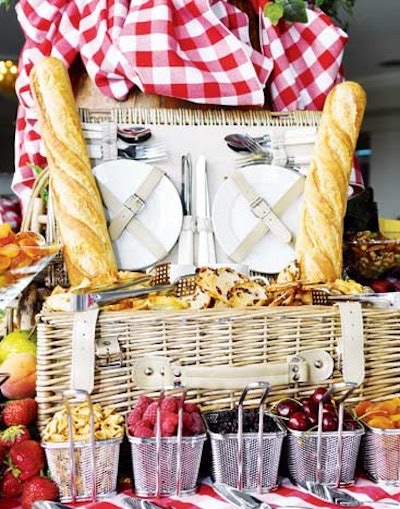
[4,477,400,509]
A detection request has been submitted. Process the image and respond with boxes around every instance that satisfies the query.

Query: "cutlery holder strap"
[133,349,333,390]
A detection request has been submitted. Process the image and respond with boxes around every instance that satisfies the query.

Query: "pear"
[0,329,37,364]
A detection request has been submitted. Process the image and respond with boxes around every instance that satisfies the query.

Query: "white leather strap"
[338,302,365,385]
[107,166,164,240]
[97,169,168,260]
[231,172,293,247]
[71,308,99,393]
[230,176,305,262]
[133,349,334,390]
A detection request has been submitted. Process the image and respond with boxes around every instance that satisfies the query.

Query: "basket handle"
[21,167,49,233]
[133,349,334,391]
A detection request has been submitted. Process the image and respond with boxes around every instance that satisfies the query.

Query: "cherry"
[370,279,391,293]
[288,411,310,431]
[322,403,336,415]
[312,387,330,404]
[301,397,317,417]
[343,420,360,431]
[276,398,303,418]
[322,412,338,432]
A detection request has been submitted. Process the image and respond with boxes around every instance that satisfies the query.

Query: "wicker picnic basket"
[30,102,399,431]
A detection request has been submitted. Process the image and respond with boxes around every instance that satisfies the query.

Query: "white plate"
[93,159,183,270]
[212,165,304,274]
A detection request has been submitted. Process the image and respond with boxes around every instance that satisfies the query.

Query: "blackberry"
[207,408,278,434]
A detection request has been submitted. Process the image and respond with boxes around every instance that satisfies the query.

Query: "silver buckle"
[124,193,145,215]
[249,196,271,219]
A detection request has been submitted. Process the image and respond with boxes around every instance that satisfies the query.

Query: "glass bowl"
[343,231,400,283]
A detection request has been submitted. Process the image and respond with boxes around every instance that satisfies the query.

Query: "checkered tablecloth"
[3,477,400,509]
[12,0,361,210]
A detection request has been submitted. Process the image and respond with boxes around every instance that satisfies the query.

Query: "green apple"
[0,329,37,363]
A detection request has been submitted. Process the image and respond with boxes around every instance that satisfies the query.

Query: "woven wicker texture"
[36,305,400,430]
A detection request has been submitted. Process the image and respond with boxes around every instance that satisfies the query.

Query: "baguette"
[30,57,118,286]
[295,81,366,283]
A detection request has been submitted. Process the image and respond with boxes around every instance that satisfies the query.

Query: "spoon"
[224,133,270,152]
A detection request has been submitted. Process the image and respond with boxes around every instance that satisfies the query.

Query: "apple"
[0,352,37,399]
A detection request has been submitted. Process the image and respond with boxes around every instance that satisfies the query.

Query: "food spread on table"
[3,2,400,509]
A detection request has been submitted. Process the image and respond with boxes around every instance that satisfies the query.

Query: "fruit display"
[273,386,362,432]
[127,395,204,438]
[0,397,59,508]
[0,223,58,277]
[205,407,279,434]
[354,397,400,429]
[0,329,37,400]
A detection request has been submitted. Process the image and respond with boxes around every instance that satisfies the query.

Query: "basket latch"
[95,335,122,368]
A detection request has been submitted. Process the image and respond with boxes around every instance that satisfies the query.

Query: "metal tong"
[311,289,400,308]
[70,269,196,311]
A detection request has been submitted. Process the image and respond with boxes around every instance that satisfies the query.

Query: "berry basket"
[41,389,122,502]
[361,425,400,486]
[285,382,364,487]
[127,385,207,497]
[202,382,286,492]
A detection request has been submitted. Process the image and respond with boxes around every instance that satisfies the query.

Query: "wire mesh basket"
[203,382,286,492]
[361,425,400,486]
[285,382,364,487]
[43,437,122,502]
[42,389,122,502]
[127,384,206,497]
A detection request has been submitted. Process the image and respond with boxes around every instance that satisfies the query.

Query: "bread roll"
[295,81,366,283]
[30,57,118,286]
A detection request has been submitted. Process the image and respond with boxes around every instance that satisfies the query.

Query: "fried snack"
[295,81,366,282]
[42,402,124,442]
[30,57,118,287]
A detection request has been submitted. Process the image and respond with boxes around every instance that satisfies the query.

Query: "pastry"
[295,81,367,282]
[30,57,118,286]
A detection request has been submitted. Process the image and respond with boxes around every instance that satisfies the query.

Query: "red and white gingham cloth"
[4,476,400,509]
[12,0,363,210]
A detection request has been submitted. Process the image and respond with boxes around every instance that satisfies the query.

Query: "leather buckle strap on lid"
[97,166,168,260]
[229,171,304,262]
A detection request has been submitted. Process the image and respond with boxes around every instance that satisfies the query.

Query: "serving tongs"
[70,266,196,311]
[311,289,400,308]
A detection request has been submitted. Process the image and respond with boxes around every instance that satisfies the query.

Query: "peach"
[0,352,37,399]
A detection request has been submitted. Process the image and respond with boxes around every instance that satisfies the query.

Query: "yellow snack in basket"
[42,402,124,442]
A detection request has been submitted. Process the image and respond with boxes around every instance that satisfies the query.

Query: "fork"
[117,142,167,162]
[235,154,309,175]
[240,133,271,155]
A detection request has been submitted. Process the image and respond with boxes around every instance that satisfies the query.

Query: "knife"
[195,155,216,266]
[177,153,195,265]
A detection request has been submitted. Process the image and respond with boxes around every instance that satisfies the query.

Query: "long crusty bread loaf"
[295,81,366,283]
[30,57,118,287]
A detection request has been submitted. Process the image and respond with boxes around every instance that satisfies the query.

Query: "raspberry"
[134,395,153,415]
[160,396,178,413]
[142,401,159,425]
[182,411,193,431]
[184,402,201,414]
[127,409,142,427]
[133,424,155,438]
[190,412,204,435]
[160,411,178,437]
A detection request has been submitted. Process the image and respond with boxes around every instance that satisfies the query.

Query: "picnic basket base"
[35,305,400,431]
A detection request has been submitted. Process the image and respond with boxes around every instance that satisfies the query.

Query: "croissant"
[295,81,367,283]
[30,57,118,286]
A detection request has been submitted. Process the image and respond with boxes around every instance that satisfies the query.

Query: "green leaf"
[264,2,284,25]
[278,0,308,23]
